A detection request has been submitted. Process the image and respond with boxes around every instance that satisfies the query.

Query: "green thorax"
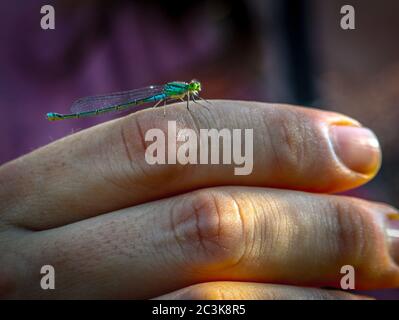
[164,81,189,97]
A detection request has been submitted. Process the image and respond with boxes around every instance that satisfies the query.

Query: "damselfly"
[46,79,209,121]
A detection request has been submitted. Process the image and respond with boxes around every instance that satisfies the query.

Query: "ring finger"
[3,186,399,299]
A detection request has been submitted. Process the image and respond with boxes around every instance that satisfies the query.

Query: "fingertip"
[330,125,381,176]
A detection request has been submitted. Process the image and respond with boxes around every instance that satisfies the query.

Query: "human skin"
[0,100,398,299]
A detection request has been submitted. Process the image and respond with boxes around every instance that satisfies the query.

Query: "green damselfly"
[46,80,209,121]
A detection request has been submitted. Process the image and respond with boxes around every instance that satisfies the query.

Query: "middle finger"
[2,101,381,229]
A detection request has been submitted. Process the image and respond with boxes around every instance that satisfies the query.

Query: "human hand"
[0,101,397,299]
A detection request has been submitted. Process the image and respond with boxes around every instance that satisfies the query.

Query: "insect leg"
[152,99,164,109]
[195,93,212,105]
[192,94,210,111]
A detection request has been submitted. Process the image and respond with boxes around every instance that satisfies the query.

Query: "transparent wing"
[70,85,165,113]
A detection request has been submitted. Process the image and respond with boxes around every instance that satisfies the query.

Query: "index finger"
[0,100,381,229]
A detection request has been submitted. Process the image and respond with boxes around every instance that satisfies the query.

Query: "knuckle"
[120,114,151,173]
[114,114,188,189]
[171,189,246,270]
[123,115,147,163]
[330,198,377,266]
[96,116,148,190]
[264,109,314,177]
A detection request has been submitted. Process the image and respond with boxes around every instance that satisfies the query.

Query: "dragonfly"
[46,79,209,121]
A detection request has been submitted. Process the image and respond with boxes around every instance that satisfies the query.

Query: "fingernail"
[386,213,399,266]
[330,126,381,175]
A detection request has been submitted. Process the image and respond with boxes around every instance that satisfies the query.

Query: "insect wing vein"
[70,85,165,113]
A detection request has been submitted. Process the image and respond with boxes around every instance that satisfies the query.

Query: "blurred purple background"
[0,0,398,298]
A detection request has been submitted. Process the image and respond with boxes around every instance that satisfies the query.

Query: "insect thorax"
[164,81,189,98]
